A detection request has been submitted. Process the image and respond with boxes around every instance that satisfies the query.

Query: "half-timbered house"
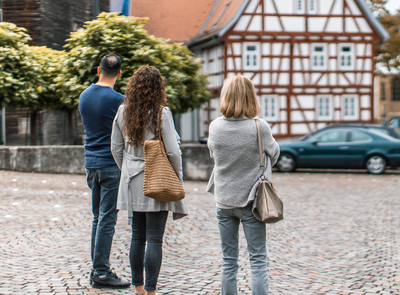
[132,0,388,140]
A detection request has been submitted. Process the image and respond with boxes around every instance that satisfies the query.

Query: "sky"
[386,0,400,14]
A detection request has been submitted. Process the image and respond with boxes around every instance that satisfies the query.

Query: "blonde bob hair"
[219,75,260,118]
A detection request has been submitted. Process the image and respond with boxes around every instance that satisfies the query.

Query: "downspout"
[93,0,99,18]
[0,0,5,145]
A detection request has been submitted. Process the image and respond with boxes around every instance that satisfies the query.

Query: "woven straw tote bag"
[143,108,185,202]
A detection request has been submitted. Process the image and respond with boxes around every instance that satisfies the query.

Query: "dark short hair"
[99,54,121,78]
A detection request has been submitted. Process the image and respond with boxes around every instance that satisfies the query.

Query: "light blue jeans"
[216,204,268,295]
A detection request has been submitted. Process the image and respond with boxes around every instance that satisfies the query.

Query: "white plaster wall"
[282,17,305,32]
[291,123,310,134]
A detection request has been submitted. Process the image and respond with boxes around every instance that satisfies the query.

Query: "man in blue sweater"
[79,54,129,288]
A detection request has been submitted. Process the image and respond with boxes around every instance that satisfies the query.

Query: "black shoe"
[91,271,130,289]
[89,269,94,285]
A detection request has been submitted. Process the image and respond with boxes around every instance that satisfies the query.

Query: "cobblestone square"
[0,170,399,294]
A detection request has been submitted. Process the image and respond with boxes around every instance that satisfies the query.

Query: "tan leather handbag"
[143,108,185,202]
[254,119,283,223]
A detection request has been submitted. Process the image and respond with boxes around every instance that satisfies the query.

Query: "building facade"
[131,0,388,140]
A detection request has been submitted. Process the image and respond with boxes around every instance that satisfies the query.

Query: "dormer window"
[243,43,260,70]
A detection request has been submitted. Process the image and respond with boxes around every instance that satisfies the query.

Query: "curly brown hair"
[123,65,168,146]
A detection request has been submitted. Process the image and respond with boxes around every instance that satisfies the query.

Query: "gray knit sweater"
[206,116,280,208]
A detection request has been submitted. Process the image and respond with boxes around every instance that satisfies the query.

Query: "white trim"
[341,95,359,120]
[261,95,279,122]
[311,43,328,71]
[243,43,260,70]
[338,44,355,71]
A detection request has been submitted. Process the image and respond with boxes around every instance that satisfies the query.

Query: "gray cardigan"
[206,116,280,208]
[111,105,188,223]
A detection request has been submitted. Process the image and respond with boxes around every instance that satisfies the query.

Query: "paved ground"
[0,169,399,295]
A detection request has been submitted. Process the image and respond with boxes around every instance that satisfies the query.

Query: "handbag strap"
[156,107,167,157]
[255,119,264,168]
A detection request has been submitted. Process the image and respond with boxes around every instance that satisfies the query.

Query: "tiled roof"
[189,0,246,44]
[132,0,388,46]
[131,0,215,43]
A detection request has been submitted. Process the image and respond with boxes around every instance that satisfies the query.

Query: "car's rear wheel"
[366,155,386,174]
[277,153,296,172]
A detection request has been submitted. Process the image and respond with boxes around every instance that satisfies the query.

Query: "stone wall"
[0,144,213,181]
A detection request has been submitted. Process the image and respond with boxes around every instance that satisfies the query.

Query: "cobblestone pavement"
[0,169,399,295]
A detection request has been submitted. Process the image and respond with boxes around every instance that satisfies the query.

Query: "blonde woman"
[207,75,280,295]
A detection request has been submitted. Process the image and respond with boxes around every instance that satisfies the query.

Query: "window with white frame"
[308,0,317,14]
[296,0,305,13]
[339,44,354,71]
[296,0,317,14]
[317,96,332,120]
[342,95,358,120]
[243,43,260,70]
[262,96,278,121]
[311,44,327,71]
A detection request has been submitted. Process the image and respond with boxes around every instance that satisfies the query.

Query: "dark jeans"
[130,211,168,290]
[86,165,120,276]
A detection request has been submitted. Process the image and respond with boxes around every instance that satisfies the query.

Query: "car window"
[316,130,347,143]
[349,131,370,142]
[367,127,389,136]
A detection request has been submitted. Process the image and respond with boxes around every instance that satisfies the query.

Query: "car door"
[345,130,372,168]
[297,129,350,168]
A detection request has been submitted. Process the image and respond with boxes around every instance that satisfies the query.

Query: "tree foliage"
[0,22,44,110]
[58,12,211,113]
[30,46,67,110]
[366,0,389,16]
[377,11,400,70]
[366,0,400,71]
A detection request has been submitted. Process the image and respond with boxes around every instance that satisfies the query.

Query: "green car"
[276,127,400,174]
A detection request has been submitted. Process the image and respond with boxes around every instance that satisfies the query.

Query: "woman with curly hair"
[111,65,188,295]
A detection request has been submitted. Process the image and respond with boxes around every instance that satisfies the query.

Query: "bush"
[58,12,211,113]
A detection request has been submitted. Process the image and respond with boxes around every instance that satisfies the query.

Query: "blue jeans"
[217,204,268,295]
[130,211,168,291]
[86,165,120,276]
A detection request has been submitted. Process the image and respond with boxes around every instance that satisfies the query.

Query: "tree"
[29,46,67,110]
[57,12,211,114]
[0,23,70,144]
[0,22,43,110]
[376,11,400,70]
[365,0,400,71]
[0,23,47,144]
[366,0,389,16]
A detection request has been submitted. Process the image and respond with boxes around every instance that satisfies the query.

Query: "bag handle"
[255,119,264,168]
[156,107,167,157]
